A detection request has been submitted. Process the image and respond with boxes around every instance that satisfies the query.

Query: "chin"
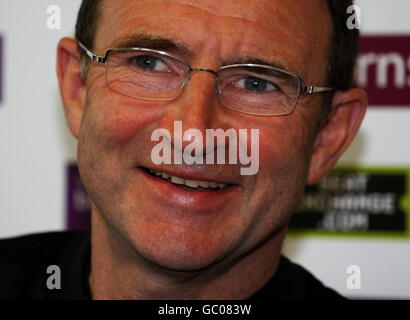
[127,227,238,273]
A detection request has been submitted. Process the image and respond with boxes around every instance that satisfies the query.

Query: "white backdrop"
[0,0,409,299]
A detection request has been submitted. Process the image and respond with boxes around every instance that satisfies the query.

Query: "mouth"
[141,167,231,191]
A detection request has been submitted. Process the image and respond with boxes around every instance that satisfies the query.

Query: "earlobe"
[56,37,86,139]
[306,88,367,185]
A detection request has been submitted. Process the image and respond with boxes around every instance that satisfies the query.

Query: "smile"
[144,168,229,190]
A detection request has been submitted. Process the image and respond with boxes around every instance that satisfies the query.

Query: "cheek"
[78,91,166,182]
[79,83,173,168]
[89,95,161,146]
[257,118,313,181]
[78,92,168,211]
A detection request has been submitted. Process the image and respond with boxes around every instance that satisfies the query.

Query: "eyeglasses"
[78,41,333,116]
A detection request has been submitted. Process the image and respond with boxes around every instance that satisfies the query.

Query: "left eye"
[131,55,168,72]
[236,76,277,92]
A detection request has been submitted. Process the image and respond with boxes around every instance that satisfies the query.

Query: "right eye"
[130,55,168,72]
[235,76,278,92]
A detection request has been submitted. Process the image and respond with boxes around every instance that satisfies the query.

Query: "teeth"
[150,170,227,190]
[171,176,184,185]
[199,181,210,188]
[185,179,200,188]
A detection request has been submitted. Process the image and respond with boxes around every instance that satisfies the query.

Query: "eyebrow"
[221,57,294,74]
[110,33,193,56]
[109,33,296,74]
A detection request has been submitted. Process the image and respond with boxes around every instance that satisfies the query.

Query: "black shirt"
[0,231,345,300]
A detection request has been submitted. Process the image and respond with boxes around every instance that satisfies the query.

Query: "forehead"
[95,0,331,79]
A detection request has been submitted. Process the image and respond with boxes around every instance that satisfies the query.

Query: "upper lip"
[140,165,239,185]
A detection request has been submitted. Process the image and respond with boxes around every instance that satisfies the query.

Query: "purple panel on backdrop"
[0,36,3,103]
[67,163,91,230]
[357,35,410,106]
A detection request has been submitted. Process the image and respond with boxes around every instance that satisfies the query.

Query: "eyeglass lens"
[106,49,301,115]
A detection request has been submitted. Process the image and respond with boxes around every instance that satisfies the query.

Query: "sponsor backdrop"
[1,0,409,299]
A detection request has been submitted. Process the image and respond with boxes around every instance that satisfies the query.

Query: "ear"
[306,88,367,185]
[56,37,86,139]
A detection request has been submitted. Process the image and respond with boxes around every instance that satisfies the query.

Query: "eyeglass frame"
[77,41,334,116]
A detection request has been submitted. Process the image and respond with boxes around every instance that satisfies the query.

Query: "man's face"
[77,0,331,270]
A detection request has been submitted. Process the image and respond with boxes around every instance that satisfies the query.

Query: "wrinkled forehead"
[126,0,319,26]
[96,0,332,43]
[157,0,330,28]
[95,0,332,81]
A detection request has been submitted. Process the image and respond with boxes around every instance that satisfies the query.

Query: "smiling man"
[0,0,366,300]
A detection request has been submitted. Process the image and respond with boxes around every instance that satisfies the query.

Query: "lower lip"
[137,167,240,211]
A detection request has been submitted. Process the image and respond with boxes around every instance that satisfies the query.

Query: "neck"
[88,206,286,300]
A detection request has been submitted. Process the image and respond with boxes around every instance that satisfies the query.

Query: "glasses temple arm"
[302,85,334,94]
[77,41,106,63]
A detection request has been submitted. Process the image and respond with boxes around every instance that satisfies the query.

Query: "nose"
[190,67,217,77]
[158,69,220,159]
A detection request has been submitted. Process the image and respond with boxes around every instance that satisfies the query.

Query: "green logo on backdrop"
[288,166,410,239]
